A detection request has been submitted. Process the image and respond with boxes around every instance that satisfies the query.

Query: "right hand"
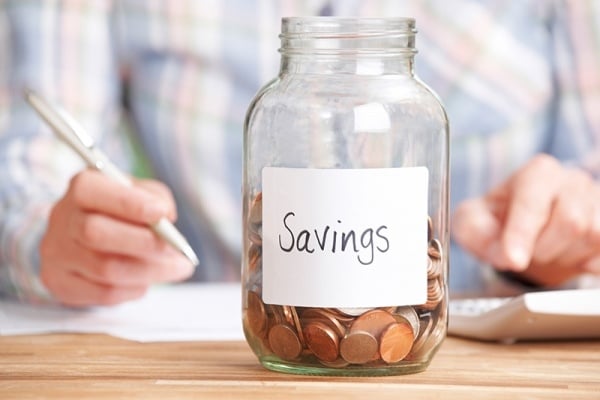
[452,155,600,287]
[40,169,195,307]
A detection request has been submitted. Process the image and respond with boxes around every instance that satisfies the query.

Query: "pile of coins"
[423,217,444,311]
[244,192,446,367]
[246,293,430,365]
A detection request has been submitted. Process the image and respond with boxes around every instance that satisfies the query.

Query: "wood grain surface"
[0,334,598,399]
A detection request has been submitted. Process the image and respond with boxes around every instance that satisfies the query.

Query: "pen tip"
[183,247,200,267]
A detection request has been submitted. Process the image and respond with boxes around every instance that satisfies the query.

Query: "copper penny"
[248,225,262,246]
[424,277,444,310]
[320,357,350,368]
[289,306,305,346]
[339,330,378,364]
[301,308,347,338]
[411,311,433,355]
[268,323,302,361]
[350,309,396,337]
[428,238,442,260]
[427,257,442,280]
[249,192,262,225]
[248,243,261,273]
[427,216,433,242]
[321,308,355,325]
[246,291,267,337]
[269,304,287,325]
[281,305,295,326]
[304,321,340,363]
[379,322,415,364]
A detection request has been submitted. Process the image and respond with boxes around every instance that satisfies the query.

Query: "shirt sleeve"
[0,0,130,302]
[547,0,600,177]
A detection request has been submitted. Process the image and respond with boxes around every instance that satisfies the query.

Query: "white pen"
[24,89,200,267]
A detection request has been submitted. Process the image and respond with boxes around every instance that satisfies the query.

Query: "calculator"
[448,289,600,343]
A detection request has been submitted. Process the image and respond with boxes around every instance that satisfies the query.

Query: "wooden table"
[0,334,598,399]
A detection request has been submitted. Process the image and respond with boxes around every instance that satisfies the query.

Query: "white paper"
[0,283,244,342]
[262,167,429,308]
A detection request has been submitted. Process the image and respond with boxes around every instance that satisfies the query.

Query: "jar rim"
[279,17,417,56]
[281,17,416,36]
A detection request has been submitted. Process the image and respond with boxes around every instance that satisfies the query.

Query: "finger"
[516,258,588,287]
[499,155,564,271]
[582,256,600,274]
[584,186,600,247]
[77,251,194,287]
[134,179,178,221]
[580,193,600,274]
[42,267,147,307]
[67,170,170,224]
[69,210,181,259]
[548,201,600,273]
[532,169,593,263]
[49,236,194,287]
[58,225,194,286]
[451,197,502,262]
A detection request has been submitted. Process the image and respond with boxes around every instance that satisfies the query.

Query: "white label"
[262,167,428,308]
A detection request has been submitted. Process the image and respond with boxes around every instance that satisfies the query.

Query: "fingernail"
[507,242,530,270]
[487,240,530,271]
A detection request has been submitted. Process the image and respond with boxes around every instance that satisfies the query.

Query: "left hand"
[452,154,600,286]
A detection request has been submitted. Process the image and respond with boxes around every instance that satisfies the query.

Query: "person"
[1,0,599,307]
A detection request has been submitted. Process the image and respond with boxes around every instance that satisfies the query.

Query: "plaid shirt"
[1,0,599,301]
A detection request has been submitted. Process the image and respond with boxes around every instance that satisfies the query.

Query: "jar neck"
[279,17,417,76]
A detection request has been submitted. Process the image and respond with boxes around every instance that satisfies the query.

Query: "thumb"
[452,197,503,263]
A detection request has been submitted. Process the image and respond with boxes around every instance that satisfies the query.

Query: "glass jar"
[242,17,449,376]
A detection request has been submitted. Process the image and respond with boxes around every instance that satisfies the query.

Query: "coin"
[249,192,262,225]
[319,357,350,368]
[350,309,396,336]
[339,330,378,364]
[268,323,302,361]
[247,192,263,246]
[427,257,442,280]
[248,243,261,273]
[304,321,340,363]
[428,238,442,260]
[301,308,347,338]
[289,306,305,346]
[410,311,433,355]
[321,308,356,325]
[379,322,415,364]
[393,306,420,337]
[427,216,433,242]
[335,307,376,317]
[424,277,444,310]
[281,305,295,326]
[248,225,262,246]
[246,290,267,337]
[338,309,398,364]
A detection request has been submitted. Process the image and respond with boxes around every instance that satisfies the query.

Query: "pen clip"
[55,107,95,150]
[56,107,111,172]
[24,89,105,170]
